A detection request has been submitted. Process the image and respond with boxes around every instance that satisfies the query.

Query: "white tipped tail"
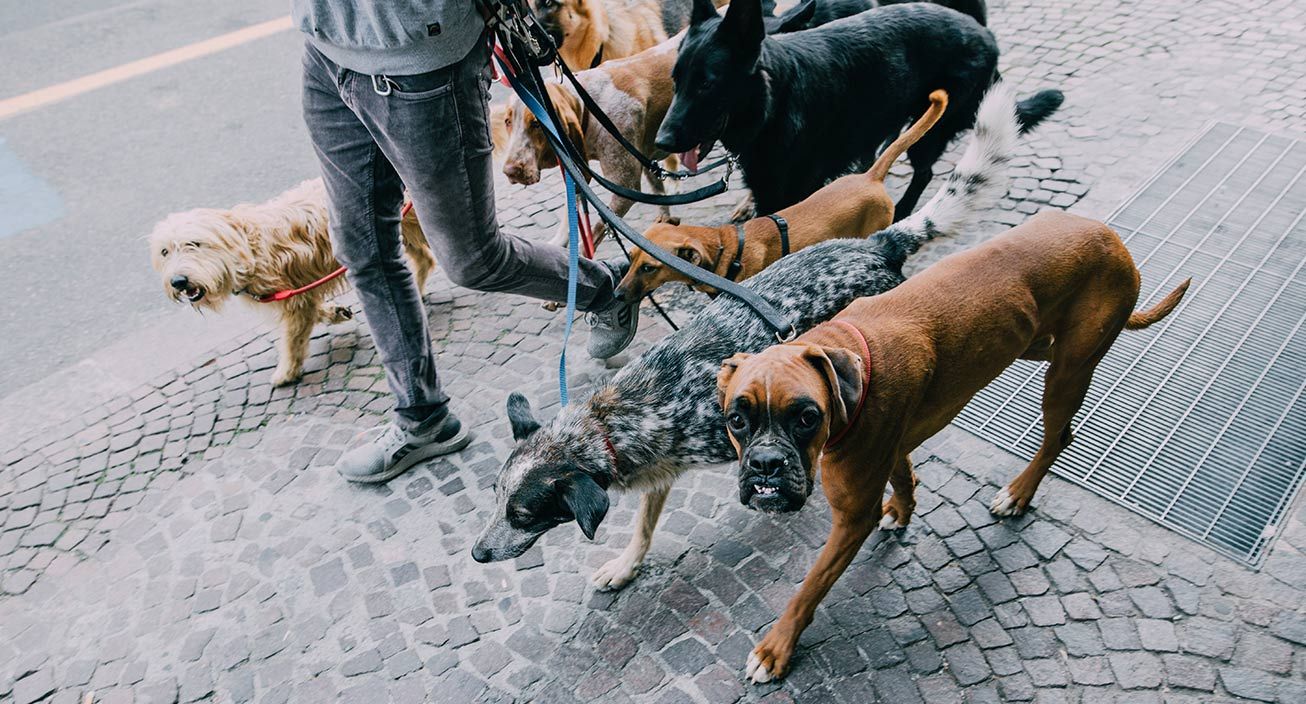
[881,82,1021,259]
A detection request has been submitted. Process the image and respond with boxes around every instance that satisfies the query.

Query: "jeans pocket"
[390,81,454,101]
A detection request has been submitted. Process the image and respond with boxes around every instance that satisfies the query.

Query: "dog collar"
[823,319,871,450]
[765,214,790,257]
[724,223,746,281]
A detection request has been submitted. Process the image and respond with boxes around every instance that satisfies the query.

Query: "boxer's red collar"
[823,319,871,450]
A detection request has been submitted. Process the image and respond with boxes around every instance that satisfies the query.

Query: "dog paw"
[541,301,562,312]
[655,214,681,226]
[270,366,302,387]
[879,512,907,531]
[990,487,1027,516]
[745,644,790,684]
[591,555,639,591]
[329,305,353,323]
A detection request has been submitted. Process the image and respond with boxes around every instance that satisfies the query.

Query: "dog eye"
[727,412,747,431]
[798,409,821,429]
[638,264,657,274]
[159,248,169,257]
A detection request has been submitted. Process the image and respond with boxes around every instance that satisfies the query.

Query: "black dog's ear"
[721,0,765,45]
[775,0,817,33]
[562,473,610,540]
[506,392,541,441]
[691,0,720,24]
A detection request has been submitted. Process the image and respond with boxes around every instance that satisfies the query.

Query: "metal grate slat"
[954,123,1306,566]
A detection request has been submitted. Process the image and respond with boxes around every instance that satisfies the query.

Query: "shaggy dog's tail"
[866,90,949,182]
[877,81,1020,266]
[1015,88,1064,134]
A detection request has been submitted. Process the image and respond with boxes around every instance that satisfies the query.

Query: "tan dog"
[717,210,1190,682]
[616,90,948,302]
[530,0,713,70]
[148,179,433,386]
[500,36,684,248]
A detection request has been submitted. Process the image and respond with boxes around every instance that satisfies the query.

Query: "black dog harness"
[722,214,792,282]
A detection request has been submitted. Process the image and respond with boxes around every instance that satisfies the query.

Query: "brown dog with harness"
[716,210,1191,682]
[615,90,949,302]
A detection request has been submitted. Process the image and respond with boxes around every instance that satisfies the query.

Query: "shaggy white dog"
[149,179,434,386]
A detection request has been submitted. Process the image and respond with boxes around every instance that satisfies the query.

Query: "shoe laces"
[587,301,632,329]
[375,423,409,455]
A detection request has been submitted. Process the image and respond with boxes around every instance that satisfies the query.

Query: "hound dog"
[716,210,1190,682]
[499,36,684,249]
[530,0,725,70]
[615,90,948,302]
[470,84,1023,588]
[656,0,1063,218]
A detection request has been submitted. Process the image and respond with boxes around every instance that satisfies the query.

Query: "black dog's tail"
[1015,89,1065,134]
[877,81,1020,265]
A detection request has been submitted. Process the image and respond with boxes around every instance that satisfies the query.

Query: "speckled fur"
[475,83,1021,569]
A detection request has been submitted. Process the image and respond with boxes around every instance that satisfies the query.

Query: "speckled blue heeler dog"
[473,83,1032,589]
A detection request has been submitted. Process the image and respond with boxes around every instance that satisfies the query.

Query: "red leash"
[823,319,872,450]
[253,201,416,303]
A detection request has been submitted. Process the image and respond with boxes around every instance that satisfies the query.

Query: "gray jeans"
[301,39,618,429]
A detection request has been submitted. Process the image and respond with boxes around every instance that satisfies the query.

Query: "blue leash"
[499,59,581,406]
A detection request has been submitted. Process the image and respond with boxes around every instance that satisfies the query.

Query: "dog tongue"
[679,146,700,174]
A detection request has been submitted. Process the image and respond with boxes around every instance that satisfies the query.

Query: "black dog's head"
[716,344,863,513]
[471,393,611,563]
[655,0,767,162]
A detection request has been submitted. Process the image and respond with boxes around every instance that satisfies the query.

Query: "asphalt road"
[0,0,318,398]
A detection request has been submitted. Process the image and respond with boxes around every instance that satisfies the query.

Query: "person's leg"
[350,40,639,358]
[302,44,468,481]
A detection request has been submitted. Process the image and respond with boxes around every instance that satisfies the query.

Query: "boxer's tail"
[876,81,1020,267]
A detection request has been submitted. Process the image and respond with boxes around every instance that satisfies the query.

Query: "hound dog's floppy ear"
[675,239,710,268]
[717,353,752,408]
[691,0,720,24]
[721,0,765,47]
[775,0,817,33]
[562,473,609,540]
[506,392,541,441]
[804,345,863,429]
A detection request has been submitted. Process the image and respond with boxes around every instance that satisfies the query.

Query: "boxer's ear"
[717,353,752,408]
[808,347,863,428]
[561,473,609,540]
[506,392,541,441]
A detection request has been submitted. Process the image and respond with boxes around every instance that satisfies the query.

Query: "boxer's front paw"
[746,632,794,684]
[591,554,640,591]
[990,486,1029,516]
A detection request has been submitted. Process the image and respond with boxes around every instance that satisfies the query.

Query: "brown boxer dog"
[716,209,1190,682]
[615,90,949,302]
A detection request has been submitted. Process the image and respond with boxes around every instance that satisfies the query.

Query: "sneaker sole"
[342,425,472,484]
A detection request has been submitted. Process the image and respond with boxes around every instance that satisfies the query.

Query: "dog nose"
[747,448,788,478]
[170,275,190,291]
[470,545,491,563]
[504,162,526,181]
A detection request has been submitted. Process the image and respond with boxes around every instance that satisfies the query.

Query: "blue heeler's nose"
[170,275,190,291]
[747,447,788,478]
[471,544,492,563]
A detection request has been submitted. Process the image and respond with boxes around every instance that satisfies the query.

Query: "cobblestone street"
[3,0,1306,702]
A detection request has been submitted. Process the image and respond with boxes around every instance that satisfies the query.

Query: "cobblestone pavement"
[4,0,1306,701]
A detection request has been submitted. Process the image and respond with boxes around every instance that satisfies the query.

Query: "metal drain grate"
[954,122,1306,566]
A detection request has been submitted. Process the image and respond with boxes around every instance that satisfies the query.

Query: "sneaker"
[585,260,641,359]
[335,413,470,483]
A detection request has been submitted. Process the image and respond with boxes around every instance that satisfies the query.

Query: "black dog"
[657,0,1061,218]
[764,0,987,34]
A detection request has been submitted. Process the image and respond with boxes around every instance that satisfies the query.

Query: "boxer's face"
[717,344,864,513]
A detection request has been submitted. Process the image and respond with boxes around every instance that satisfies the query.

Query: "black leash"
[490,12,795,339]
[767,213,791,256]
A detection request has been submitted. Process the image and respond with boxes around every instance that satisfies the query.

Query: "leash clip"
[372,75,394,96]
[775,324,798,343]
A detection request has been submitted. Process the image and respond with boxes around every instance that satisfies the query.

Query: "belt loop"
[372,74,393,96]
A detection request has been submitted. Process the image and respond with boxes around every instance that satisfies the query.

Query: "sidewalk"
[3,0,1306,701]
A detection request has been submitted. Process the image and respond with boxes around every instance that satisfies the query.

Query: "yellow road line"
[0,16,293,122]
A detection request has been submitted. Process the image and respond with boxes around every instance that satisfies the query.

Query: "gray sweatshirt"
[292,0,485,76]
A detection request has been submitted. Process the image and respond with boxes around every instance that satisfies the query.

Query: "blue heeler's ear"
[562,473,610,540]
[506,392,541,441]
